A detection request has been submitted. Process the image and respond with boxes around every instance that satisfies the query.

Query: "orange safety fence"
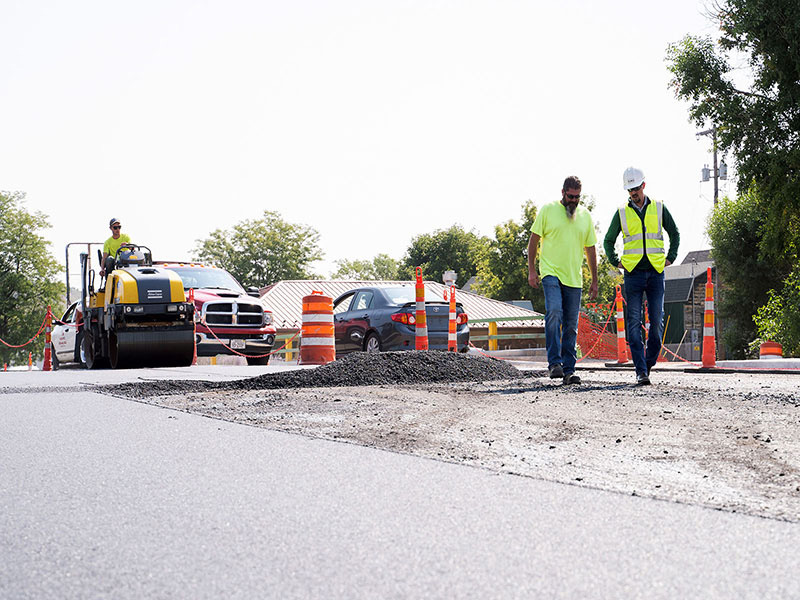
[0,312,49,348]
[577,303,618,360]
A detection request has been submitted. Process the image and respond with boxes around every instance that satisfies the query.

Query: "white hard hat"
[623,166,645,190]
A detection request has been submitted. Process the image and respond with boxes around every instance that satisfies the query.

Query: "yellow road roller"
[79,244,195,369]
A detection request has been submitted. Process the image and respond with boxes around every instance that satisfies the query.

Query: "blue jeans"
[541,275,582,375]
[623,270,665,375]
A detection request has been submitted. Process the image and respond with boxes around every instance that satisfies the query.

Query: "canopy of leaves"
[194,210,322,288]
[753,265,800,356]
[474,201,545,311]
[331,254,400,280]
[0,191,65,365]
[666,0,800,260]
[399,225,490,288]
[707,190,788,357]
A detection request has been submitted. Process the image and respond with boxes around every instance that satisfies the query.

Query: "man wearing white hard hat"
[603,167,680,386]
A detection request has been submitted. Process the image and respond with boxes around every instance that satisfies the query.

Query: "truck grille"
[203,301,264,326]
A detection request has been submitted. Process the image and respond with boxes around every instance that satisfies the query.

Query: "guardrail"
[468,316,544,351]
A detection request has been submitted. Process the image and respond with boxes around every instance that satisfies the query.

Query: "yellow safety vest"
[619,199,666,273]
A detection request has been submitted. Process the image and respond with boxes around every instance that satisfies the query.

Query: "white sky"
[2,0,730,281]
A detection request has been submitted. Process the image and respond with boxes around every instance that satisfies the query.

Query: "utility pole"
[697,126,727,207]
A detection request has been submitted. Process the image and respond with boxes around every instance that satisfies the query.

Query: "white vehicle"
[51,302,84,369]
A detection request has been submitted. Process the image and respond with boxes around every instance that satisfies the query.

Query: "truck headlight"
[263,313,273,325]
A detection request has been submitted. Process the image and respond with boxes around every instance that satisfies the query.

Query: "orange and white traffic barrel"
[447,285,457,352]
[300,291,335,365]
[759,341,783,359]
[415,267,428,350]
[702,267,716,368]
[614,285,628,364]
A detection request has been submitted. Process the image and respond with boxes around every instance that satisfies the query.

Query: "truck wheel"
[246,355,270,366]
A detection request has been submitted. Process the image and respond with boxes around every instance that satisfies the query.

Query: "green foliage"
[399,225,490,288]
[666,0,800,261]
[667,0,800,354]
[707,190,788,357]
[0,191,65,365]
[473,201,545,312]
[331,253,400,280]
[753,266,800,356]
[194,210,323,288]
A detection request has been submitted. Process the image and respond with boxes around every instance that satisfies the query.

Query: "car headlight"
[263,312,273,326]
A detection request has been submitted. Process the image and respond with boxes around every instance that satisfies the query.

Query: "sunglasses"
[565,193,581,200]
[112,225,121,230]
[627,184,643,193]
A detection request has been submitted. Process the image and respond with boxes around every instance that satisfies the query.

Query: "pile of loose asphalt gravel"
[111,351,529,398]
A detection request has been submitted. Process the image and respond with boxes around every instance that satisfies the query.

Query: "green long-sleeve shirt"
[603,197,680,272]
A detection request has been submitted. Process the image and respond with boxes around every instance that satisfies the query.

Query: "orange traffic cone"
[188,289,197,366]
[43,306,53,371]
[415,267,428,350]
[614,285,629,364]
[447,285,457,352]
[702,267,716,368]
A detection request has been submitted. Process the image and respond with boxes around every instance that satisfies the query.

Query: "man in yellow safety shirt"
[99,218,131,277]
[604,167,680,386]
[528,175,598,385]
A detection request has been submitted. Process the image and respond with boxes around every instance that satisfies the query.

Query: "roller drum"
[109,329,195,369]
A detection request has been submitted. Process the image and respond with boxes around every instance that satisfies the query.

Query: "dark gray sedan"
[332,286,469,354]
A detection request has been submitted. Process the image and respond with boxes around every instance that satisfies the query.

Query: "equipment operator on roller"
[99,218,131,277]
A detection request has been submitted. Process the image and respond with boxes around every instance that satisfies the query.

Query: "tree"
[474,201,544,311]
[753,269,800,356]
[194,211,323,288]
[666,2,800,260]
[0,191,65,365]
[399,225,490,287]
[667,0,800,355]
[331,253,400,280]
[707,190,787,357]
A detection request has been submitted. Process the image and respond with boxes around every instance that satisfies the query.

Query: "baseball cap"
[109,218,121,227]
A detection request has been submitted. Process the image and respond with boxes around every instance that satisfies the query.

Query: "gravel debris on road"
[109,351,530,398]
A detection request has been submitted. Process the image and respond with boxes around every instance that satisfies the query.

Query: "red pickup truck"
[159,262,276,365]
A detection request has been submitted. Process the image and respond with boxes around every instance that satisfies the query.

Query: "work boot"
[563,373,581,385]
[549,365,564,379]
[636,372,651,386]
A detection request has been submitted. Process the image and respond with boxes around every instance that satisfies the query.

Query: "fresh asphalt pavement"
[2,368,799,599]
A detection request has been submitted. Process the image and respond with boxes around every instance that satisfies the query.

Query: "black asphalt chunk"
[110,351,526,398]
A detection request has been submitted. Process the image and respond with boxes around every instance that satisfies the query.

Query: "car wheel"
[51,351,59,371]
[364,333,381,353]
[246,355,270,366]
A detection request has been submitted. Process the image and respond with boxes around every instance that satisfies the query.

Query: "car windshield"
[381,287,448,306]
[167,267,245,293]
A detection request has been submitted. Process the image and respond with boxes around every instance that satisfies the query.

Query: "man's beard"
[564,201,578,217]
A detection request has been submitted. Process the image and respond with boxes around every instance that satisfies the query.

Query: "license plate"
[230,339,246,349]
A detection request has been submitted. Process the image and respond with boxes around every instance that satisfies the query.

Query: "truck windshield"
[167,267,245,293]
